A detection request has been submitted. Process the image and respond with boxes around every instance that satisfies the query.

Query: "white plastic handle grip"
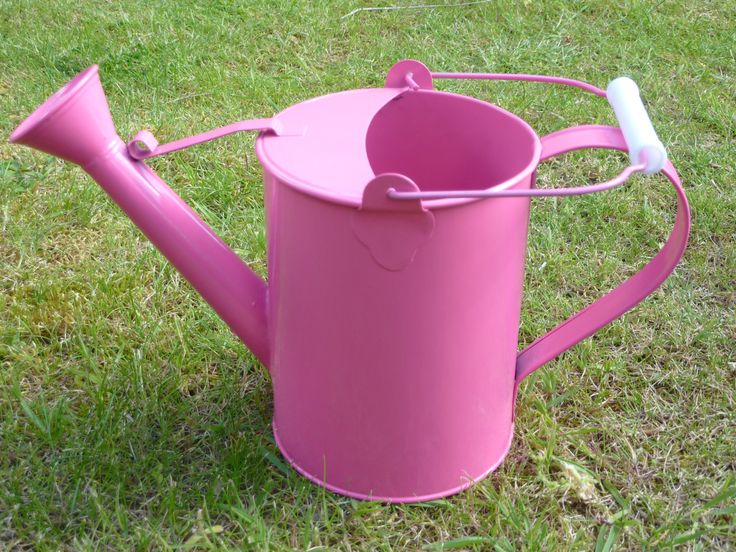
[606,77,667,174]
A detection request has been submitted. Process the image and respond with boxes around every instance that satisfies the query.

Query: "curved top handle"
[386,162,645,200]
[385,60,668,199]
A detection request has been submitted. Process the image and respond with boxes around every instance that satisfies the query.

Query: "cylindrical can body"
[255,87,541,501]
[262,171,533,501]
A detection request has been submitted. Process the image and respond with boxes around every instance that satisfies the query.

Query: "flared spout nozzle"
[10,65,121,166]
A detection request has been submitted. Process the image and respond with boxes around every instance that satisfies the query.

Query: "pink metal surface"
[352,174,435,271]
[9,61,690,502]
[384,59,434,90]
[256,87,406,205]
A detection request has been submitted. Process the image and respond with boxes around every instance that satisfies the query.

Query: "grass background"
[1,0,734,549]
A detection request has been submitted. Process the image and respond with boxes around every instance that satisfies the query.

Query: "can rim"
[256,87,542,210]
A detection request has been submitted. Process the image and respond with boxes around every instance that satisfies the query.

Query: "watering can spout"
[10,65,271,365]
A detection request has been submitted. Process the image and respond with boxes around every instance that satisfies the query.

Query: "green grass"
[1,0,734,549]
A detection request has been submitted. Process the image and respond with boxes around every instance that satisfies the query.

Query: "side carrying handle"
[514,125,690,386]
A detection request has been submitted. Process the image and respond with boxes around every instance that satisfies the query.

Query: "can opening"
[365,90,539,192]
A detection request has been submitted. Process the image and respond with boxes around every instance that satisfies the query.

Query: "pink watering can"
[10,60,690,502]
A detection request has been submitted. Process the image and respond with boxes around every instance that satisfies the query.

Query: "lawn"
[1,0,734,549]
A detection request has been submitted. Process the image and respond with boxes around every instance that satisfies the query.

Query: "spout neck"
[84,148,271,365]
[82,137,128,171]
